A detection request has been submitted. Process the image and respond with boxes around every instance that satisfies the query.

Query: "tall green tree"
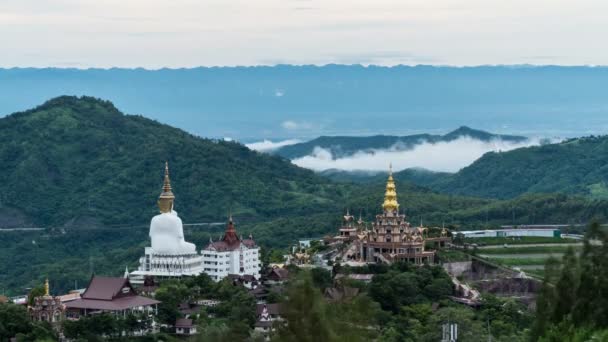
[274,271,334,342]
[0,303,31,340]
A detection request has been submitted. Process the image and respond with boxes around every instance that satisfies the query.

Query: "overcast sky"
[1,0,607,68]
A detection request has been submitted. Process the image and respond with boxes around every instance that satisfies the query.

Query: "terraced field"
[472,239,582,278]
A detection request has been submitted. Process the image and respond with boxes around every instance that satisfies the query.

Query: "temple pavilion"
[355,166,437,264]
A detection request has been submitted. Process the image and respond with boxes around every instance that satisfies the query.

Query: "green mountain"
[432,136,608,199]
[2,96,608,296]
[319,168,451,187]
[274,126,527,159]
[0,96,342,228]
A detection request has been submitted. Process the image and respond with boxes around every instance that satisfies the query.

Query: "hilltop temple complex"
[130,163,259,284]
[334,167,449,265]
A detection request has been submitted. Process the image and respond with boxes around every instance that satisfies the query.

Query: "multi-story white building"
[201,217,260,281]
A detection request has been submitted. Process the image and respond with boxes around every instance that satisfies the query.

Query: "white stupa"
[130,162,204,285]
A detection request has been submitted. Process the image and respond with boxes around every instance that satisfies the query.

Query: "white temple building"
[130,162,260,285]
[201,217,260,281]
[130,163,204,285]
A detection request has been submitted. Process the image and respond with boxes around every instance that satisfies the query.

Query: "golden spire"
[382,164,399,212]
[44,278,50,296]
[157,161,175,213]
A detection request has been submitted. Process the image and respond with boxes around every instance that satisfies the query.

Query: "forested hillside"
[0,96,345,228]
[3,96,608,295]
[432,136,608,199]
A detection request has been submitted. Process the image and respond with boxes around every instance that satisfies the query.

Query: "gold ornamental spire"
[44,278,50,296]
[157,161,175,213]
[382,164,399,212]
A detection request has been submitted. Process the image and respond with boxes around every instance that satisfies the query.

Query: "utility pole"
[485,207,489,227]
[487,318,493,342]
[512,206,515,226]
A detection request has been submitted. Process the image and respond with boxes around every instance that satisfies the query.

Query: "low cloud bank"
[246,139,301,152]
[292,136,545,173]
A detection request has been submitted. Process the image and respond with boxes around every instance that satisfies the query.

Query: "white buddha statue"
[149,162,197,255]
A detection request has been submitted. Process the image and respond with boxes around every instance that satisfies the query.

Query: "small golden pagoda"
[29,278,64,324]
[382,164,399,212]
[158,161,175,213]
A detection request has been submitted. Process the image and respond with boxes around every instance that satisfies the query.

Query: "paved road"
[0,227,44,232]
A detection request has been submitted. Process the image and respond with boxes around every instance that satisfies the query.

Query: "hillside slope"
[0,96,341,227]
[275,126,527,159]
[433,136,608,199]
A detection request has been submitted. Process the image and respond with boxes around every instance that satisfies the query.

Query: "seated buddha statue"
[149,163,196,255]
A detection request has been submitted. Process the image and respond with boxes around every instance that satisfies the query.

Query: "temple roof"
[175,318,194,328]
[65,296,160,311]
[66,276,159,311]
[204,216,256,251]
[82,276,135,301]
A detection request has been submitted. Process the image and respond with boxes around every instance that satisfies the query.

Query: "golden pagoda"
[361,163,436,265]
[158,161,175,213]
[382,164,399,212]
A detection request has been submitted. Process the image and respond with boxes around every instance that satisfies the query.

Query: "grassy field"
[464,236,574,246]
[437,249,471,262]
[476,245,581,255]
[485,257,551,266]
[471,241,582,279]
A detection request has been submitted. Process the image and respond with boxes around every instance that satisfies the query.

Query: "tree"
[16,321,58,342]
[530,257,561,340]
[552,247,578,322]
[310,268,332,291]
[0,303,31,340]
[27,285,45,306]
[155,280,190,325]
[275,271,334,342]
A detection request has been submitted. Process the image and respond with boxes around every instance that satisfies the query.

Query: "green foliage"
[0,96,342,227]
[310,268,333,291]
[429,135,608,199]
[274,272,335,342]
[369,263,453,313]
[155,280,191,325]
[530,222,608,340]
[436,250,470,262]
[150,274,255,341]
[27,285,45,306]
[61,312,151,340]
[274,270,383,342]
[15,321,57,342]
[0,303,31,340]
[3,97,608,295]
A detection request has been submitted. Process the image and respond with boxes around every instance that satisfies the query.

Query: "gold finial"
[382,163,399,212]
[44,278,50,296]
[157,161,175,213]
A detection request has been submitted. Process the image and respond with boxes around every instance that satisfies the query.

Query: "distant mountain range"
[2,65,608,138]
[274,126,528,159]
